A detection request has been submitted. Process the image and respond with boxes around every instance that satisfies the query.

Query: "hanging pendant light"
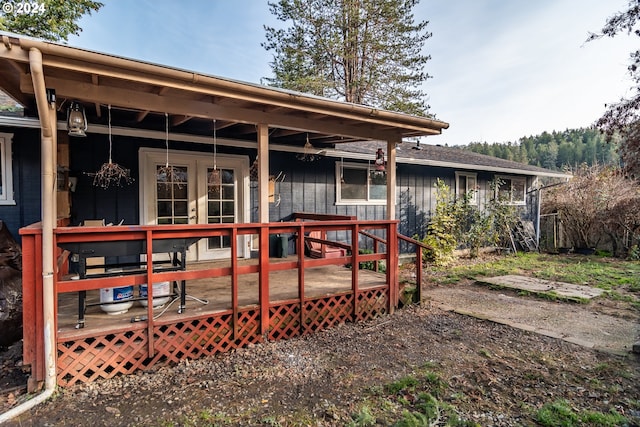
[209,119,221,192]
[297,133,319,162]
[88,105,133,188]
[156,112,185,188]
[374,148,386,175]
[67,101,87,137]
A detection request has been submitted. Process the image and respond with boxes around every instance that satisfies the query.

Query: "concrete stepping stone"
[476,275,604,302]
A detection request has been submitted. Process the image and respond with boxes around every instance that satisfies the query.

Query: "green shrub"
[420,178,519,264]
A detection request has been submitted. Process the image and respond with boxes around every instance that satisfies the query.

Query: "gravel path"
[3,298,639,426]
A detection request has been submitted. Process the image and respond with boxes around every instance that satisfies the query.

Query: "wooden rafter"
[171,115,191,126]
[136,110,150,122]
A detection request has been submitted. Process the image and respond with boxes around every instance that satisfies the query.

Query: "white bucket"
[99,286,134,315]
[139,281,171,307]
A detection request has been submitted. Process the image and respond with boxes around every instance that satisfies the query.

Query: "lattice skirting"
[56,289,388,387]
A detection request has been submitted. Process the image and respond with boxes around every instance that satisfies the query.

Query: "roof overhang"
[0,33,449,146]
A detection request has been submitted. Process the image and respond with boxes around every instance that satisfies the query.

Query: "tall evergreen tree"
[262,0,432,115]
[0,0,103,42]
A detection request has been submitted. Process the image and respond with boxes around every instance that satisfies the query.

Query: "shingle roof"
[334,141,571,179]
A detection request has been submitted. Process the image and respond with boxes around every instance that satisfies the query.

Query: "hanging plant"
[156,112,185,188]
[88,105,134,189]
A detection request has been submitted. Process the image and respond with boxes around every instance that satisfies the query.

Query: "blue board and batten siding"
[0,128,536,251]
[0,128,42,240]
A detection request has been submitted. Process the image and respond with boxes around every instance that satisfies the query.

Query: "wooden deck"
[21,218,414,389]
[56,258,386,336]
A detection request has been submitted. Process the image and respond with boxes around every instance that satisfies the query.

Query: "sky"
[66,0,637,146]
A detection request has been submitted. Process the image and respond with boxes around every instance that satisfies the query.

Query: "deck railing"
[20,217,400,388]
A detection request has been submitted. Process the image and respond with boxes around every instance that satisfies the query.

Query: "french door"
[139,148,250,261]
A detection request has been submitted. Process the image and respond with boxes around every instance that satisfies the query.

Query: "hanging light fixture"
[374,148,386,174]
[88,104,133,188]
[67,101,87,137]
[297,133,319,162]
[156,112,185,188]
[209,119,221,192]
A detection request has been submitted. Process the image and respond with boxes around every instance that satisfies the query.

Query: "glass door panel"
[155,166,190,225]
[206,168,235,250]
[141,148,249,262]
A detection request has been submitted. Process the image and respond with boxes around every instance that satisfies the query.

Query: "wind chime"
[156,112,185,187]
[89,104,134,188]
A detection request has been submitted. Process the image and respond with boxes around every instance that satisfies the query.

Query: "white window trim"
[335,161,386,206]
[455,171,478,205]
[0,133,15,205]
[495,175,526,205]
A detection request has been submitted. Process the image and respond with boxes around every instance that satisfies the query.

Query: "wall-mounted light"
[67,101,87,137]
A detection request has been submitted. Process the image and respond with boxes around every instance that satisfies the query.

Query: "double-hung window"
[335,161,386,205]
[495,175,526,205]
[455,172,478,205]
[0,133,14,205]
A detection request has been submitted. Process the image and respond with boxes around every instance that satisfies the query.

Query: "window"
[495,175,526,205]
[0,133,14,205]
[455,172,478,204]
[336,161,386,205]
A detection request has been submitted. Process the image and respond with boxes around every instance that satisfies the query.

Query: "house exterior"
[0,33,567,396]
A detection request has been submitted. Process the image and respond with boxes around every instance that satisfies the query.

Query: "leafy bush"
[421,178,519,264]
[421,179,459,265]
[543,165,640,256]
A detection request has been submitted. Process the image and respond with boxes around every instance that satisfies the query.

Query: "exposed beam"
[214,120,238,130]
[0,75,30,106]
[270,128,302,138]
[171,115,191,126]
[21,74,403,141]
[231,124,259,135]
[136,110,150,122]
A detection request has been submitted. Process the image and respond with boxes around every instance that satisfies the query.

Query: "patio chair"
[306,231,347,259]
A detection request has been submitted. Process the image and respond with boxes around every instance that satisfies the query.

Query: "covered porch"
[0,34,447,391]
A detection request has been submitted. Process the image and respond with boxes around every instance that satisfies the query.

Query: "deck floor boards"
[56,257,385,337]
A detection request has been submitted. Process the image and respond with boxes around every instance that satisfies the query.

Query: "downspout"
[0,47,56,424]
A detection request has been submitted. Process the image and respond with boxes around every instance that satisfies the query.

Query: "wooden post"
[146,230,154,358]
[257,124,269,223]
[415,244,423,303]
[351,222,359,320]
[388,222,399,313]
[297,224,305,334]
[20,230,45,390]
[259,225,270,337]
[386,139,398,221]
[231,228,239,340]
[386,140,399,311]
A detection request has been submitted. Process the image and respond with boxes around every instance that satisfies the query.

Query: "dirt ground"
[1,257,639,426]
